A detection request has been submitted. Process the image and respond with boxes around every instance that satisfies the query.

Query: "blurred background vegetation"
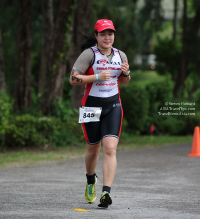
[0,0,200,150]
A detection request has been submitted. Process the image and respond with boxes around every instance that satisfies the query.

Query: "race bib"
[79,107,102,123]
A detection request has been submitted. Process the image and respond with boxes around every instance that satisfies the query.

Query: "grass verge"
[0,146,85,169]
[0,135,192,169]
[119,134,192,149]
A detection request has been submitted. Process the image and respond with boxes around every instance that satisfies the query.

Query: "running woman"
[70,19,130,208]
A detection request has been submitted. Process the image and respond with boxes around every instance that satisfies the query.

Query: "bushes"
[183,112,200,135]
[121,78,173,135]
[2,112,82,149]
[153,37,181,78]
[1,112,82,149]
[5,115,60,147]
[0,91,12,148]
[121,76,200,136]
[0,91,12,135]
[145,77,173,117]
[121,85,149,134]
[152,114,186,135]
[0,96,83,149]
[50,100,83,146]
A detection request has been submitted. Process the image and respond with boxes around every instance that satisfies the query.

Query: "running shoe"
[85,175,97,203]
[98,191,112,208]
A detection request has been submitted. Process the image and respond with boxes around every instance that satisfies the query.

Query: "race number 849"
[79,107,102,123]
[83,113,95,118]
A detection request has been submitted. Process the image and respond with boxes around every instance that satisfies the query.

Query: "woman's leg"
[85,143,101,175]
[102,136,119,187]
[85,142,101,203]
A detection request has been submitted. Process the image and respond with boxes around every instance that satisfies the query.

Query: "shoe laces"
[88,185,93,196]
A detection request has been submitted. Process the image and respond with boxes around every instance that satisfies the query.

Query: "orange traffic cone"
[188,126,200,157]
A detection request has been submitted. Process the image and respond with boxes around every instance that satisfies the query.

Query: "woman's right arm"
[70,69,111,85]
[70,69,96,85]
[70,49,111,85]
[70,49,96,85]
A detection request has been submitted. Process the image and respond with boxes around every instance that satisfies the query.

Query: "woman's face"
[95,30,115,49]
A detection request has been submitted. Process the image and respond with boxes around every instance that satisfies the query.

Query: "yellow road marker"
[73,208,90,212]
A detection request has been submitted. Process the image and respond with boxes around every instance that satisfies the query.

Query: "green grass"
[0,135,192,168]
[0,147,86,169]
[130,70,166,88]
[119,134,192,149]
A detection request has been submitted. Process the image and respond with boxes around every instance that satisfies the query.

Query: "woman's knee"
[86,143,101,157]
[102,137,118,156]
[103,142,117,156]
[104,148,116,157]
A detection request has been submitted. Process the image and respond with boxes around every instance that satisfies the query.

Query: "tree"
[39,0,53,94]
[91,0,139,60]
[0,29,6,93]
[192,1,200,78]
[15,0,32,111]
[187,0,200,93]
[172,0,178,40]
[137,0,163,54]
[40,0,76,114]
[173,0,187,97]
[70,0,92,109]
[0,0,18,97]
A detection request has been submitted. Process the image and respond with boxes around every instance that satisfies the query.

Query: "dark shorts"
[81,102,123,145]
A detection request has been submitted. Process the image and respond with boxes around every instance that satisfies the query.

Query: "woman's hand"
[98,70,111,81]
[121,60,129,75]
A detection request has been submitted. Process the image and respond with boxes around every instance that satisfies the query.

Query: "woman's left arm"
[120,59,131,86]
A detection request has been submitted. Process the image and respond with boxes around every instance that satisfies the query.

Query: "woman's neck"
[97,46,112,56]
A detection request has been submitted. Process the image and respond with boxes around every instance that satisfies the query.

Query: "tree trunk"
[41,0,76,114]
[70,0,92,109]
[190,2,200,93]
[194,3,200,80]
[193,1,200,33]
[172,0,178,40]
[15,0,32,111]
[39,0,54,94]
[173,0,187,97]
[0,29,6,93]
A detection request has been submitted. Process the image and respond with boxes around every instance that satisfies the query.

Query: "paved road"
[0,143,200,219]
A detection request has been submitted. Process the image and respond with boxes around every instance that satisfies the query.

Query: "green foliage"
[183,112,200,135]
[143,78,200,135]
[0,88,84,149]
[121,85,149,134]
[130,70,166,88]
[151,107,200,136]
[0,91,12,135]
[145,77,173,117]
[153,37,181,79]
[5,115,60,147]
[63,76,72,100]
[0,98,84,149]
[91,0,138,63]
[0,0,18,95]
[51,99,84,147]
[153,114,186,135]
[192,88,200,110]
[121,74,200,136]
[136,0,164,53]
[141,78,173,134]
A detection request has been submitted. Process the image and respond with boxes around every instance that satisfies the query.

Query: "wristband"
[122,73,130,77]
[96,73,99,81]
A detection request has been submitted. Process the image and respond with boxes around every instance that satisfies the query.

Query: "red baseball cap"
[94,19,116,32]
